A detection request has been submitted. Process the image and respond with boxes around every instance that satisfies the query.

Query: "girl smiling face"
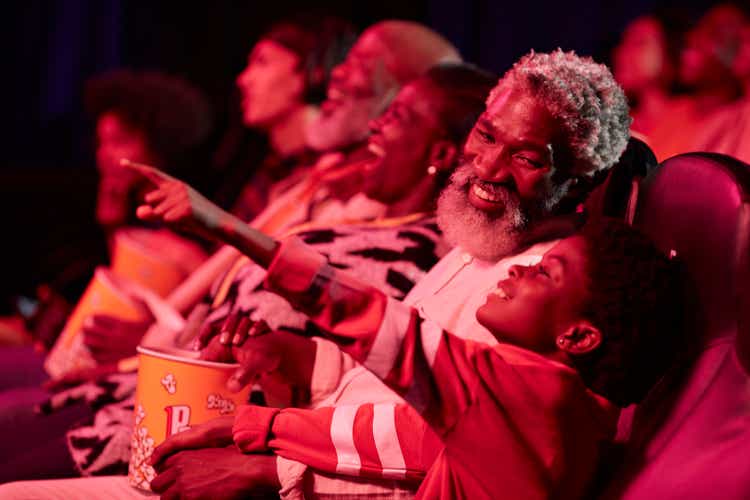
[476,235,592,354]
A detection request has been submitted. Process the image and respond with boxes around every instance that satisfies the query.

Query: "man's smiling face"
[463,85,564,219]
[305,29,397,152]
[436,83,572,261]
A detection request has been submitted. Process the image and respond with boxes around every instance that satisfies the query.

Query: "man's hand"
[199,335,236,363]
[82,314,151,364]
[197,310,271,349]
[150,416,235,468]
[227,329,316,395]
[150,447,280,500]
[199,314,315,394]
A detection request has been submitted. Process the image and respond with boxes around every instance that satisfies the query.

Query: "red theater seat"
[602,153,750,499]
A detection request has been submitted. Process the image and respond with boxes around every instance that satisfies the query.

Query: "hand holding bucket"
[44,268,150,378]
[128,346,252,491]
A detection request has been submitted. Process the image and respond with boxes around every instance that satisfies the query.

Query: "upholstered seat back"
[637,153,750,345]
[602,153,750,499]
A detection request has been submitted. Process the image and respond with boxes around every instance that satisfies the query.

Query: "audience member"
[647,4,747,160]
[87,70,213,237]
[0,70,213,481]
[710,16,750,162]
[613,13,682,138]
[223,17,356,221]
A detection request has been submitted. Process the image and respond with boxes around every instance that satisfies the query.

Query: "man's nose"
[474,149,512,182]
[369,112,386,133]
[236,67,250,87]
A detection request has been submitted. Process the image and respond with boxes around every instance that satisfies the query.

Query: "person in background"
[220,16,356,222]
[708,15,750,163]
[89,70,214,238]
[647,4,747,160]
[0,70,214,482]
[612,12,684,138]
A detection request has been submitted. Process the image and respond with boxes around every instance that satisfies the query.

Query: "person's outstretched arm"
[122,158,279,267]
[125,159,481,433]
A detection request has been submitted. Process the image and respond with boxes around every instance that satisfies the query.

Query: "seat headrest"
[633,152,750,371]
[584,137,657,221]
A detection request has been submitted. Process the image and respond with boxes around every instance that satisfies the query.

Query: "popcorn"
[129,406,156,490]
[161,373,177,394]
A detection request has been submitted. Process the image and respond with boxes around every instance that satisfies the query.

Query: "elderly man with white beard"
[121,49,633,499]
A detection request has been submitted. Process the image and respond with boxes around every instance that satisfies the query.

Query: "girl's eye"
[537,265,550,278]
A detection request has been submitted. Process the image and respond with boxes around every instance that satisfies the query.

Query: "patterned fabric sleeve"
[205,216,447,402]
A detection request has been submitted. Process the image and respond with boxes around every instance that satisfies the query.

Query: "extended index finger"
[119,158,174,185]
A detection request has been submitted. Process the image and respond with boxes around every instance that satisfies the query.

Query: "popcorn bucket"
[111,228,207,297]
[128,346,251,491]
[44,268,150,378]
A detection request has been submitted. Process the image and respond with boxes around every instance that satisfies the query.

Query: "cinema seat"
[601,153,750,499]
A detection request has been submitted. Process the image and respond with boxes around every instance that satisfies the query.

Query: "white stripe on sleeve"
[372,404,407,479]
[331,406,362,476]
[364,297,412,379]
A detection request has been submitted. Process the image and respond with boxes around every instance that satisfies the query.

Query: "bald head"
[363,20,461,84]
[305,21,461,152]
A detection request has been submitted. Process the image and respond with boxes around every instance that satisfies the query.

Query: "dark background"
[2,0,724,306]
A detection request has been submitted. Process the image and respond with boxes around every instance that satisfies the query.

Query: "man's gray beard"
[436,164,528,262]
[305,97,381,152]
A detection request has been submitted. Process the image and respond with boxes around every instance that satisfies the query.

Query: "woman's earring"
[427,165,437,176]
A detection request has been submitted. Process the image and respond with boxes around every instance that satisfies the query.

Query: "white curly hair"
[488,49,631,177]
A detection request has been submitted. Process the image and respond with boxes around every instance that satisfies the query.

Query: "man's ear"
[427,139,458,174]
[555,321,602,355]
